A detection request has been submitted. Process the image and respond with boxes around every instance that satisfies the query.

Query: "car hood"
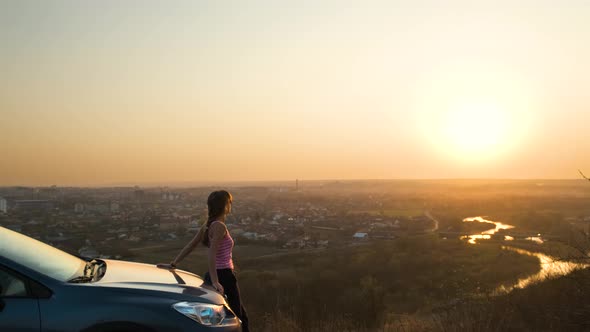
[97,259,203,285]
[92,259,225,304]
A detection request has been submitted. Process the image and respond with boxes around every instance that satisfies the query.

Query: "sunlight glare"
[414,62,535,165]
[443,101,509,155]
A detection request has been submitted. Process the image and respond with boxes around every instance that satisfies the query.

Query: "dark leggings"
[204,269,249,332]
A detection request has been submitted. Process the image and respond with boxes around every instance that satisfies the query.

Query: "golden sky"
[1,1,589,186]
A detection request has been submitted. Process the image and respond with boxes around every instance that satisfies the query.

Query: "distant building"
[162,193,180,201]
[0,197,7,213]
[353,232,369,240]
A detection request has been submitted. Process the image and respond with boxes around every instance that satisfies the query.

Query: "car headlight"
[172,302,240,326]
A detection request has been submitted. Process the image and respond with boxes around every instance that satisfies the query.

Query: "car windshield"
[0,227,85,282]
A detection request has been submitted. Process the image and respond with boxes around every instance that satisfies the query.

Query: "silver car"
[0,226,242,332]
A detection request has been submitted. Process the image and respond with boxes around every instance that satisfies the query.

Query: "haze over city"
[2,0,590,186]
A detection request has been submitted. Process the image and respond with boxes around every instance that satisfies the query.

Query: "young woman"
[165,190,249,331]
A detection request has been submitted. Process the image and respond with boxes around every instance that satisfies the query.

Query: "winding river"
[461,216,589,294]
[461,216,515,244]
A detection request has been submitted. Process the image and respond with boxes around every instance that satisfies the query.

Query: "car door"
[0,266,41,332]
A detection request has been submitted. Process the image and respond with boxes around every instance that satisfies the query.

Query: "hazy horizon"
[2,1,589,186]
[1,177,587,189]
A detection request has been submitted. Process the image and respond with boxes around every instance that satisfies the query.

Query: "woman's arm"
[207,223,226,293]
[170,228,203,267]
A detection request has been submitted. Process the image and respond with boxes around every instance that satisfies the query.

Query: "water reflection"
[462,216,543,244]
[460,216,589,293]
[461,216,514,244]
[461,234,490,244]
[494,246,589,294]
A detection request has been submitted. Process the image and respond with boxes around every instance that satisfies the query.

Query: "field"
[235,236,541,331]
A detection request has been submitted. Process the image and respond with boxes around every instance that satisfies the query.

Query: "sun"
[442,102,509,157]
[414,63,535,165]
[418,96,519,164]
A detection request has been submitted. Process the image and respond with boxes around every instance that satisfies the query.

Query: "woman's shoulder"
[208,221,228,234]
[209,220,227,227]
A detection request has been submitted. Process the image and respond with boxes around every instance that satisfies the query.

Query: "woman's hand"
[212,281,224,293]
[156,263,176,270]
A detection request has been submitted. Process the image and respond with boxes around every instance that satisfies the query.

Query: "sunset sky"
[1,1,589,186]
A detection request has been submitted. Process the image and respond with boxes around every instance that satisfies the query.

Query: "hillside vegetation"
[233,237,541,331]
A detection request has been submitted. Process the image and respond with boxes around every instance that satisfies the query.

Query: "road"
[424,211,439,233]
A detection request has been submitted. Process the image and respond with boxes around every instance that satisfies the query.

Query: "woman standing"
[166,190,249,331]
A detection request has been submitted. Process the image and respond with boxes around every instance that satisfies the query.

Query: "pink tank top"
[209,221,234,270]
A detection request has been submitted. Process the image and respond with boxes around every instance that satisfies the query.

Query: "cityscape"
[0,181,438,261]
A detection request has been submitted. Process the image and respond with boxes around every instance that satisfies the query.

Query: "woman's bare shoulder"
[209,221,227,237]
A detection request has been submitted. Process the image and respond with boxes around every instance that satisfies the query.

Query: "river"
[461,216,589,294]
[461,216,515,244]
